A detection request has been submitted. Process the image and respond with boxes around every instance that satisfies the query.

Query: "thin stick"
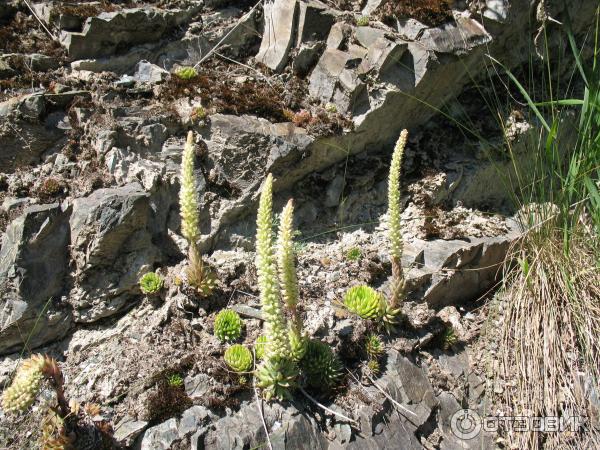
[253,349,273,450]
[361,371,419,421]
[22,0,58,41]
[298,387,358,425]
[214,51,275,87]
[193,0,265,69]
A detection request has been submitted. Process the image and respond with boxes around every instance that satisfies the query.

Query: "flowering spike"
[276,199,306,361]
[277,199,299,315]
[388,129,407,262]
[386,130,408,323]
[255,174,289,360]
[1,355,45,413]
[255,175,298,400]
[180,131,200,244]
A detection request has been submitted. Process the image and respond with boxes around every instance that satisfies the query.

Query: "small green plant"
[324,102,337,113]
[224,344,253,373]
[441,326,458,350]
[300,340,343,391]
[190,106,207,122]
[343,285,386,320]
[167,373,184,388]
[255,335,268,360]
[345,247,361,262]
[356,15,370,26]
[366,359,380,377]
[365,333,384,358]
[139,271,164,295]
[214,309,243,342]
[179,131,216,296]
[256,358,298,401]
[175,66,198,80]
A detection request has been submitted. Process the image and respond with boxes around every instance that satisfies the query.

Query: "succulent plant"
[167,374,184,388]
[214,309,243,342]
[255,174,298,399]
[255,174,290,360]
[191,106,207,122]
[324,102,337,113]
[276,199,307,362]
[382,303,402,334]
[289,328,307,362]
[442,326,458,350]
[175,66,198,80]
[187,243,217,296]
[179,131,216,296]
[139,271,163,295]
[224,344,253,373]
[386,130,408,318]
[343,285,386,320]
[365,334,385,359]
[346,247,361,261]
[356,15,370,26]
[256,357,297,401]
[1,354,45,413]
[366,359,380,377]
[255,335,268,360]
[300,340,343,391]
[40,408,71,450]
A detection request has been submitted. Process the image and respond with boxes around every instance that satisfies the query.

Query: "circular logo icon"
[450,409,482,440]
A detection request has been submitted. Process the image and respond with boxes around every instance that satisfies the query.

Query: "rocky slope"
[0,0,598,448]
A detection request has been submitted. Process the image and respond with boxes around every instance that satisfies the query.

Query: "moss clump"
[214,309,243,342]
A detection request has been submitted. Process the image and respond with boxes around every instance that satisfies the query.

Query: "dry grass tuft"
[498,221,600,449]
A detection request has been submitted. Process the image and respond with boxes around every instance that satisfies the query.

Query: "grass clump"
[487,9,600,449]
